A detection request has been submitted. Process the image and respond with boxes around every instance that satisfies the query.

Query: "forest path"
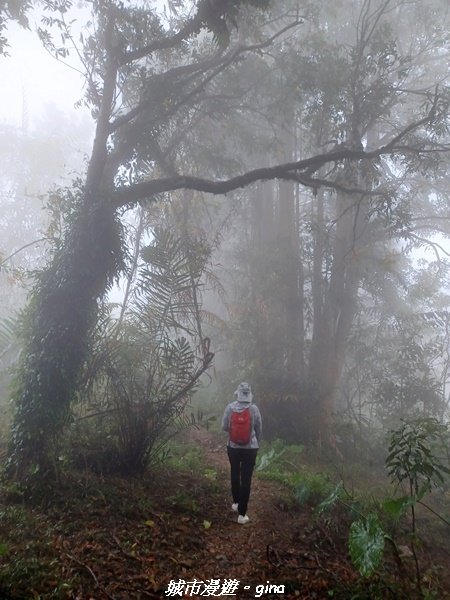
[2,428,449,598]
[180,427,356,598]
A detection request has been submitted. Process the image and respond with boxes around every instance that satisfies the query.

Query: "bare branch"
[0,238,53,268]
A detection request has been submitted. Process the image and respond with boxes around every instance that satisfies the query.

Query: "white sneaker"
[231,503,238,512]
[237,515,250,524]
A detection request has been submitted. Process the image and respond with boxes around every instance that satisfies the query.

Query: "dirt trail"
[3,426,448,598]
[181,427,357,599]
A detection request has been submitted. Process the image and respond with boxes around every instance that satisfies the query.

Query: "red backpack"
[229,407,252,445]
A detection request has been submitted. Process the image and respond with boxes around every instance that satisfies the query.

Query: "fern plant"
[0,316,20,439]
[0,316,19,367]
[73,226,214,474]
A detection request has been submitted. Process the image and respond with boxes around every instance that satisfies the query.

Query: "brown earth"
[0,427,449,599]
[175,427,361,600]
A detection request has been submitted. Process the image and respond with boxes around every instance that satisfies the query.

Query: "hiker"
[221,382,262,524]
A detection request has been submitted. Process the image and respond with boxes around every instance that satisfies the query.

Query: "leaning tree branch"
[111,104,448,207]
[110,154,381,208]
[284,173,392,197]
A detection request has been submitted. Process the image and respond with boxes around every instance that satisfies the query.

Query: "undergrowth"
[254,434,450,599]
[0,430,448,598]
[255,439,335,506]
[0,439,221,599]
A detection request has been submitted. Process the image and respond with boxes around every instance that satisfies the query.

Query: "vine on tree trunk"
[7,191,125,483]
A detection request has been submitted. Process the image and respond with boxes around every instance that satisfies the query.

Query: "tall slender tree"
[220,0,450,444]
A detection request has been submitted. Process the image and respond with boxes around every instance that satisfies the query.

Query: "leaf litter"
[0,427,449,598]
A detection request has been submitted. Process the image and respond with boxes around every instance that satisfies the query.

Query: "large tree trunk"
[8,20,122,480]
[277,126,304,385]
[308,182,368,444]
[249,180,281,385]
[8,195,123,478]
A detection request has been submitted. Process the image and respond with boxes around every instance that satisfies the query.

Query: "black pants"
[227,447,258,516]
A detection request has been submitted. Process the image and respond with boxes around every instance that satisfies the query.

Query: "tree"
[0,1,30,54]
[302,0,450,443]
[0,1,75,55]
[5,0,450,480]
[214,0,450,445]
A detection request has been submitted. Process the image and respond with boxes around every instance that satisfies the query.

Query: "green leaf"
[349,514,385,577]
[316,481,343,515]
[382,496,412,520]
[255,447,285,472]
[203,469,217,480]
[294,482,311,505]
[0,316,16,348]
[203,520,212,530]
[0,543,8,556]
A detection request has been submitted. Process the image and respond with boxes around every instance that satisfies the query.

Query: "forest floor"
[0,427,449,599]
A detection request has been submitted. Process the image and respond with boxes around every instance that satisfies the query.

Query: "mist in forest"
[0,0,449,474]
[1,1,449,455]
[2,1,450,596]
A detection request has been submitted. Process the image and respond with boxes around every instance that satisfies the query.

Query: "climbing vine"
[8,188,125,481]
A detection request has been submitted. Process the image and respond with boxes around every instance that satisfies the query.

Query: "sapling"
[385,418,450,594]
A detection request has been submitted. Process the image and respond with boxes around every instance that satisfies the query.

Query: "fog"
[2,0,450,595]
[1,0,450,448]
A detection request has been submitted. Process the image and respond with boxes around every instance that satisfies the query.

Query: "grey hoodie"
[221,382,262,449]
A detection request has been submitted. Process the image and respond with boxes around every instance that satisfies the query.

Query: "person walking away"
[221,382,262,524]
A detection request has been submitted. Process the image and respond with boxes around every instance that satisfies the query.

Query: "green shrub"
[256,440,333,506]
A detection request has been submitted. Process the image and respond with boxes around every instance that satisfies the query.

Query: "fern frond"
[199,309,228,331]
[0,317,17,349]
